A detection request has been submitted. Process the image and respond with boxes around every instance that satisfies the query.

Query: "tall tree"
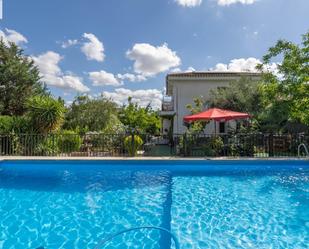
[258,31,309,126]
[0,41,47,116]
[118,97,161,134]
[207,77,262,115]
[63,95,118,132]
[205,77,263,132]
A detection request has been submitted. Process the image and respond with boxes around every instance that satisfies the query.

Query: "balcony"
[159,96,175,117]
[162,100,174,111]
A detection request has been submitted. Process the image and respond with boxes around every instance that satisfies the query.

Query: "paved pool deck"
[0,156,308,161]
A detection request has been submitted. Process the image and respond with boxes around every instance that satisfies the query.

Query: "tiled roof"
[167,71,261,78]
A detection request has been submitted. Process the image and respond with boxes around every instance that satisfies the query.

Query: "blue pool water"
[0,160,308,249]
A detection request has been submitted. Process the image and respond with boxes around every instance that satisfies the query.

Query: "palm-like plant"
[26,96,65,133]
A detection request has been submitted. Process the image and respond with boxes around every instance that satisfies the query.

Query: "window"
[219,122,225,133]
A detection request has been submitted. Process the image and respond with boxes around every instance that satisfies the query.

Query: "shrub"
[86,132,121,154]
[26,96,65,133]
[227,135,254,157]
[102,114,125,134]
[227,144,239,157]
[0,133,21,155]
[0,116,30,134]
[34,136,59,156]
[210,136,224,156]
[202,136,224,157]
[0,117,28,155]
[57,131,82,153]
[124,135,143,156]
[0,116,14,133]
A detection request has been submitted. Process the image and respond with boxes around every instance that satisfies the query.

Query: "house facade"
[159,71,261,134]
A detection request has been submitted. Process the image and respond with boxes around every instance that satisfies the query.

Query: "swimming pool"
[0,160,308,249]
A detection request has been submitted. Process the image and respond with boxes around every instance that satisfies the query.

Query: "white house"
[159,71,261,134]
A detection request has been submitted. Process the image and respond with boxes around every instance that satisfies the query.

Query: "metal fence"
[175,133,309,158]
[0,133,308,158]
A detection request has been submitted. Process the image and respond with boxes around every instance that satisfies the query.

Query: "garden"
[0,31,308,157]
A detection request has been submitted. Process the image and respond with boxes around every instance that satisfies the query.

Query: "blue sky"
[0,0,308,108]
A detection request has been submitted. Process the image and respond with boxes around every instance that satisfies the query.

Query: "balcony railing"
[161,97,174,112]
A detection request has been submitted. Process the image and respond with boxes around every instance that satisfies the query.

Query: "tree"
[102,114,125,134]
[0,116,14,133]
[26,96,65,133]
[258,31,309,127]
[206,77,265,132]
[118,97,161,134]
[0,41,47,116]
[0,115,30,134]
[207,77,262,115]
[185,98,208,134]
[257,80,290,132]
[63,95,118,132]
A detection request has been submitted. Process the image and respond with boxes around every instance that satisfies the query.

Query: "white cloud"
[170,68,182,73]
[89,70,122,86]
[126,43,181,76]
[32,51,89,92]
[61,75,89,92]
[175,0,257,7]
[117,73,147,83]
[33,51,62,76]
[81,33,105,62]
[102,88,163,109]
[212,57,262,72]
[0,28,28,45]
[175,0,202,7]
[217,0,257,6]
[61,39,78,48]
[211,57,279,75]
[170,66,196,73]
[186,66,196,72]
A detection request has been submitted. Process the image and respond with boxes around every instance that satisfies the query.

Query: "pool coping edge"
[0,156,308,161]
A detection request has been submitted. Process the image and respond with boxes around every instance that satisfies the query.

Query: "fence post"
[183,133,187,157]
[170,135,174,155]
[223,134,228,156]
[269,133,274,157]
[131,133,135,157]
[52,134,55,157]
